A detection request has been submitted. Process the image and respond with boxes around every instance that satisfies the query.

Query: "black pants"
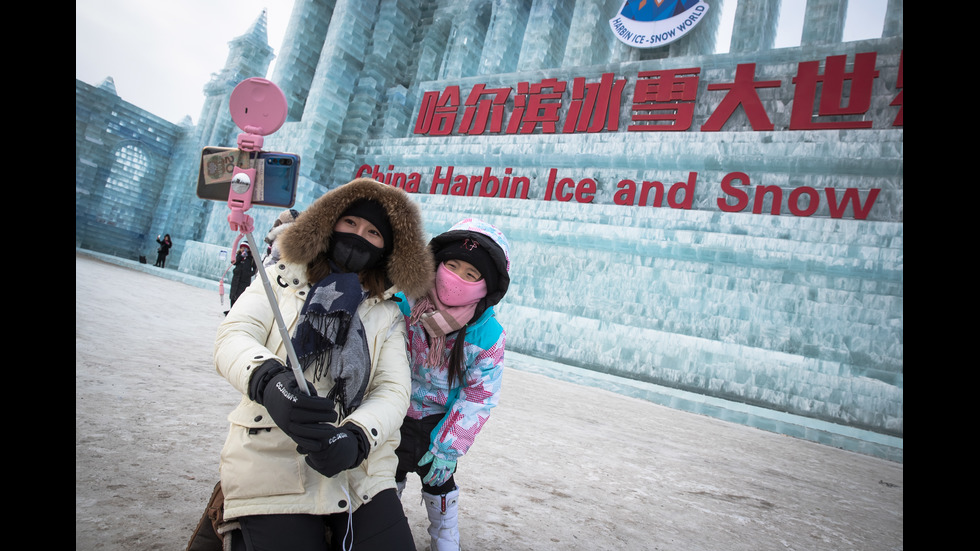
[395,415,456,495]
[229,489,415,551]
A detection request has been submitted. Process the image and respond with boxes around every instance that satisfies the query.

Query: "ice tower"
[76,0,904,461]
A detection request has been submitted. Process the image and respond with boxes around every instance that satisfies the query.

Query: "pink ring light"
[229,78,288,148]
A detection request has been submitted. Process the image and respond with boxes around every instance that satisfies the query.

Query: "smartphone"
[196,146,300,207]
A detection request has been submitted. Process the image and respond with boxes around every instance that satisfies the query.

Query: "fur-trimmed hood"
[277,178,433,300]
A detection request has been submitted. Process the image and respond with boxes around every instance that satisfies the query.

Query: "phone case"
[196,147,299,208]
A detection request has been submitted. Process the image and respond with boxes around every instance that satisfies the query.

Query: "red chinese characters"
[565,73,626,133]
[459,84,512,135]
[789,52,880,130]
[629,68,701,132]
[411,51,902,136]
[414,86,461,135]
[506,78,566,134]
[701,63,781,131]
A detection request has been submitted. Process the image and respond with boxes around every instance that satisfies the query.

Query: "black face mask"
[329,232,384,273]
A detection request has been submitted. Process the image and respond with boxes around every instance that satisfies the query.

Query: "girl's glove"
[248,360,338,451]
[419,451,457,486]
[299,424,369,478]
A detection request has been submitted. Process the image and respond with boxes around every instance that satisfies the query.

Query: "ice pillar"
[516,0,573,71]
[800,0,847,46]
[297,0,380,187]
[728,0,781,53]
[270,0,336,122]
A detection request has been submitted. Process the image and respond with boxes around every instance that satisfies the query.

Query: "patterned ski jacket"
[398,218,511,462]
[398,301,505,461]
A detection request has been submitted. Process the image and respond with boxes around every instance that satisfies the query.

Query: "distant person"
[262,208,300,267]
[228,242,257,310]
[210,178,432,551]
[394,218,511,551]
[154,234,172,267]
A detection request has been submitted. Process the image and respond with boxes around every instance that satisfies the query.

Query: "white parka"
[213,179,433,521]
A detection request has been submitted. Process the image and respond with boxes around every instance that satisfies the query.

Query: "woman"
[228,241,256,308]
[154,234,172,267]
[213,178,433,551]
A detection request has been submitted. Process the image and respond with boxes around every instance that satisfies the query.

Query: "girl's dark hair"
[447,325,468,389]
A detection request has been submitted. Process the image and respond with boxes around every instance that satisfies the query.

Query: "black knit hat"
[434,238,498,296]
[340,199,393,254]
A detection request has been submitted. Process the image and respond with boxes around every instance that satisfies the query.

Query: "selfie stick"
[225,78,310,396]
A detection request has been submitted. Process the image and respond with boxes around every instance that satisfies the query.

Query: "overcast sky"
[76,0,295,124]
[75,0,888,125]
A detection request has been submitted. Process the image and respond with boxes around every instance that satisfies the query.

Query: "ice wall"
[406,193,902,439]
[75,79,189,258]
[354,35,903,438]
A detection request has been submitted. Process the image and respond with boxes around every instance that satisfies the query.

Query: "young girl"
[394,218,511,551]
[212,178,432,551]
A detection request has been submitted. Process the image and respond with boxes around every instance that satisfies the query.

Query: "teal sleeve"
[395,292,411,316]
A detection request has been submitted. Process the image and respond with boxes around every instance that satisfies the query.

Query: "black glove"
[299,424,370,478]
[248,359,338,452]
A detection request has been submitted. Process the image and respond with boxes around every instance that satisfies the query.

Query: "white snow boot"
[422,487,460,551]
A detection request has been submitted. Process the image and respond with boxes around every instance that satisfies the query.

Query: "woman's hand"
[298,424,369,477]
[249,360,338,451]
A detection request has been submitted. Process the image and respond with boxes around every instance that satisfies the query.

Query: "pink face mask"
[435,262,487,307]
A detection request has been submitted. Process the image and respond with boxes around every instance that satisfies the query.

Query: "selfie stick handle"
[227,207,308,395]
[225,78,308,395]
[245,228,308,394]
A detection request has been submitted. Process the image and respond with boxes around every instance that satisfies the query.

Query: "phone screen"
[196,147,299,207]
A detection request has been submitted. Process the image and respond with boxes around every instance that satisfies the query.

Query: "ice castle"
[75,0,903,461]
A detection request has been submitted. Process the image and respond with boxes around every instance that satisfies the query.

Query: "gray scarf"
[291,269,370,417]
